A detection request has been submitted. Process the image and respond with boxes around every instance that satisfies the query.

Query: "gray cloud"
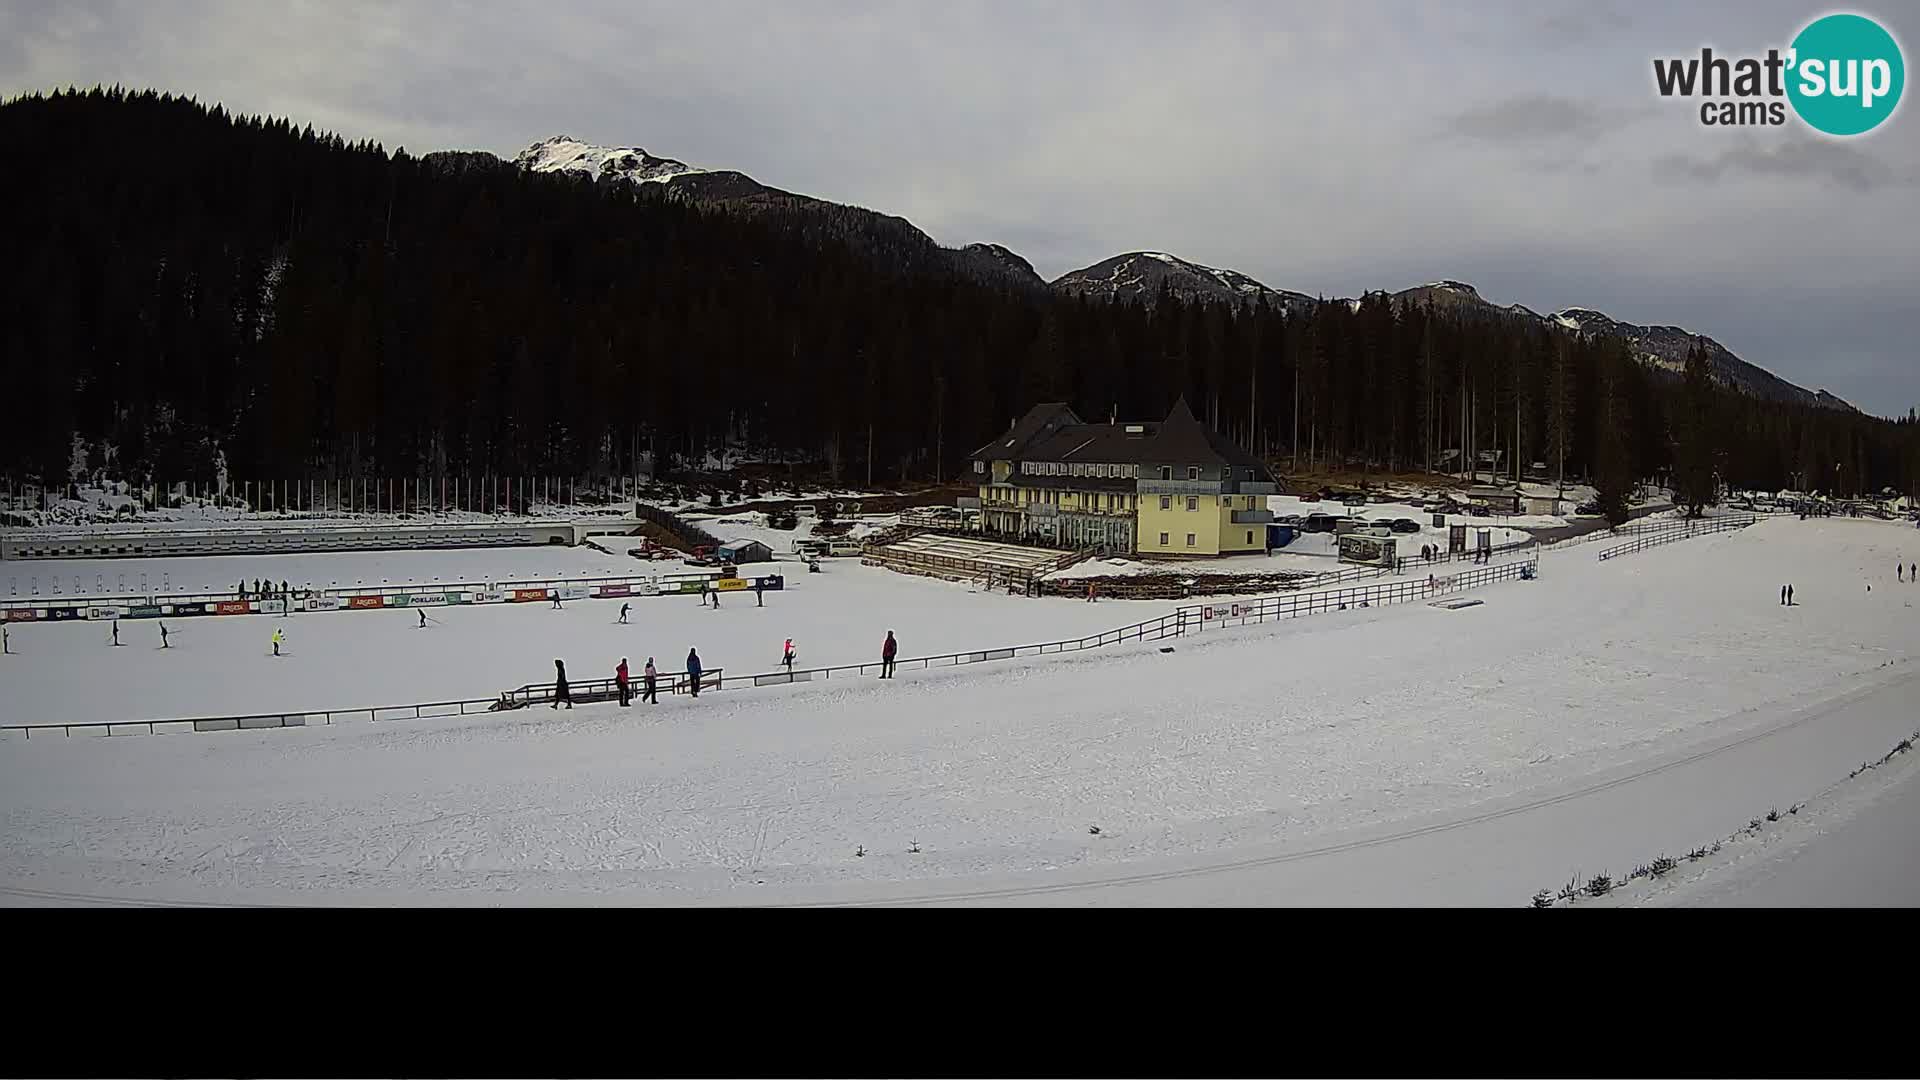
[1,0,1917,415]
[1653,136,1916,192]
[1447,95,1643,142]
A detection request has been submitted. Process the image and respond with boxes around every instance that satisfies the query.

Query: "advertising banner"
[446,591,473,605]
[127,605,164,618]
[171,602,211,617]
[715,577,748,592]
[215,600,253,615]
[472,590,508,604]
[677,580,708,595]
[513,588,550,603]
[758,575,785,591]
[305,596,344,611]
[86,606,125,620]
[347,595,385,609]
[556,586,590,601]
[1339,534,1397,567]
[637,581,662,597]
[259,599,287,614]
[400,593,447,607]
[4,608,39,621]
[595,583,632,598]
[47,606,83,621]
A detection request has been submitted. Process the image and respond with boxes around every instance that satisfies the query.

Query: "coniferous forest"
[3,88,1917,500]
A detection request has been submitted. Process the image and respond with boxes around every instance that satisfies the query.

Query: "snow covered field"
[1,543,642,601]
[2,517,1916,905]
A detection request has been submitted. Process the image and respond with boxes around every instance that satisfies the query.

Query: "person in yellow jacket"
[271,627,284,657]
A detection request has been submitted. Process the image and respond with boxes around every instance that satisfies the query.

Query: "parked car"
[1389,518,1422,534]
[1575,501,1601,515]
[1467,504,1491,517]
[1304,513,1344,533]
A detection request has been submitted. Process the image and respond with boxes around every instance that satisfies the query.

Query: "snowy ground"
[1,544,644,601]
[2,517,1916,905]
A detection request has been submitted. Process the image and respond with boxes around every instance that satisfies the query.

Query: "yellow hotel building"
[966,399,1277,556]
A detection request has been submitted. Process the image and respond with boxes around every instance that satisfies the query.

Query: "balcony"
[1231,508,1274,524]
[1137,478,1226,496]
[1235,482,1279,495]
[1027,503,1060,518]
[955,497,982,510]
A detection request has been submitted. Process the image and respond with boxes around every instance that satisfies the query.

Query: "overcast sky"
[6,0,1918,415]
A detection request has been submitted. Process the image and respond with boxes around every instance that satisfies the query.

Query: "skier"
[551,590,563,610]
[686,647,703,698]
[1086,582,1097,603]
[618,602,630,625]
[281,580,289,597]
[880,630,898,679]
[782,638,796,671]
[160,622,170,649]
[754,577,764,607]
[711,585,721,610]
[551,659,573,709]
[418,608,428,628]
[1788,584,1795,606]
[643,657,659,704]
[110,621,120,646]
[2,626,9,654]
[271,627,284,656]
[616,657,631,707]
[1780,584,1788,606]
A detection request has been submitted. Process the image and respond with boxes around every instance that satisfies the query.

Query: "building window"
[1159,466,1172,481]
[973,461,984,473]
[1247,531,1254,544]
[1245,468,1255,479]
[1186,533,1196,547]
[1188,466,1200,480]
[1160,495,1171,510]
[1186,496,1198,511]
[1159,532,1169,545]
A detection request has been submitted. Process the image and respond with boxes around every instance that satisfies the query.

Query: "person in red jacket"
[615,657,631,707]
[880,630,898,679]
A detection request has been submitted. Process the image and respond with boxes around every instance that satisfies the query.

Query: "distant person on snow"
[686,648,703,697]
[1780,584,1788,606]
[1086,582,1097,603]
[710,585,721,610]
[418,609,428,628]
[271,627,284,656]
[880,630,898,679]
[1788,584,1795,606]
[551,591,564,610]
[160,622,170,648]
[3,626,9,654]
[619,602,630,624]
[782,638,796,671]
[754,577,765,607]
[110,621,120,646]
[643,657,659,704]
[551,659,573,709]
[616,657,631,707]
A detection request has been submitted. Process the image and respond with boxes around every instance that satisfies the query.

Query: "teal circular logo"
[1787,13,1905,135]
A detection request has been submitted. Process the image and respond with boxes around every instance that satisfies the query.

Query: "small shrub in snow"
[1088,825,1101,836]
[1687,845,1712,861]
[1748,818,1764,832]
[1764,808,1780,823]
[1531,889,1554,908]
[854,845,865,858]
[1650,856,1678,877]
[1556,875,1582,903]
[908,840,920,854]
[1585,873,1613,897]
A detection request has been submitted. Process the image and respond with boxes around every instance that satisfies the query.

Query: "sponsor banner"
[715,577,748,592]
[445,591,473,605]
[1338,533,1396,567]
[47,606,84,621]
[756,575,785,591]
[472,590,508,604]
[399,593,447,607]
[1201,605,1221,621]
[637,581,662,597]
[259,599,287,614]
[5,608,40,622]
[513,588,550,603]
[595,583,632,598]
[556,586,589,601]
[171,602,212,617]
[677,580,708,595]
[86,606,126,620]
[126,605,164,619]
[214,600,252,615]
[347,595,385,610]
[305,596,344,611]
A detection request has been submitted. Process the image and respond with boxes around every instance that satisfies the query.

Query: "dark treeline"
[3,88,1916,500]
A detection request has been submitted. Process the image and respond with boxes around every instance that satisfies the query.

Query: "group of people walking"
[545,630,901,710]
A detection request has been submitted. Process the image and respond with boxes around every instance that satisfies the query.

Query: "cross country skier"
[616,657,631,707]
[160,623,170,648]
[711,585,721,610]
[2,626,9,654]
[418,609,428,628]
[110,621,120,646]
[782,638,796,671]
[1780,584,1788,606]
[551,591,563,610]
[686,648,703,697]
[619,602,630,624]
[271,627,284,656]
[643,657,658,704]
[551,659,573,709]
[880,630,898,679]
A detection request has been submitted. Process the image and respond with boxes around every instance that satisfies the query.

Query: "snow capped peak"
[514,135,704,185]
[1419,279,1481,296]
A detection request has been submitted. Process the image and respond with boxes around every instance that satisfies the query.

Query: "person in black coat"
[686,648,703,697]
[551,658,573,709]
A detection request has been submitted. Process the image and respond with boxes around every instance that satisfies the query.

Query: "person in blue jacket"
[686,647,703,698]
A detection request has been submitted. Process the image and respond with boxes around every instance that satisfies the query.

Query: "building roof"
[974,398,1267,473]
[721,538,771,550]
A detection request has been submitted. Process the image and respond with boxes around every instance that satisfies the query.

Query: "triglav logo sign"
[1653,12,1905,135]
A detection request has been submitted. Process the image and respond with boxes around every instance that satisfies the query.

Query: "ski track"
[2,518,1917,904]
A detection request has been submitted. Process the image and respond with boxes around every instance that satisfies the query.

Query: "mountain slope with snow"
[1052,251,1315,308]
